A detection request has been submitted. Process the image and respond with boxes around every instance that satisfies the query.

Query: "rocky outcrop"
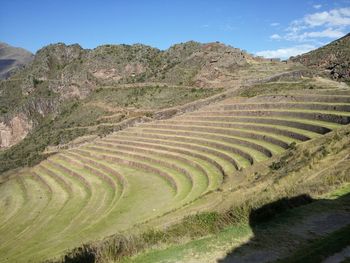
[290,33,350,82]
[157,42,252,87]
[0,113,32,148]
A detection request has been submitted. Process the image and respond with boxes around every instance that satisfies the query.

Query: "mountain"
[11,41,253,95]
[290,33,350,82]
[0,41,253,145]
[0,42,33,79]
[0,40,303,173]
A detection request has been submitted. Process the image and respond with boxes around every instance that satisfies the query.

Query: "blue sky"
[1,0,350,58]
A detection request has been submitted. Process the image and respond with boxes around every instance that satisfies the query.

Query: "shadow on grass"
[61,245,95,263]
[218,193,350,263]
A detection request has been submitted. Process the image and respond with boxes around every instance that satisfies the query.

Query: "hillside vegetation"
[1,76,350,262]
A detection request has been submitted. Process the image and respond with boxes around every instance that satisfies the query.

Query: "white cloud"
[304,7,350,27]
[265,7,349,58]
[270,34,282,40]
[306,28,345,38]
[255,44,316,59]
[270,22,280,26]
[269,7,350,43]
[285,28,345,41]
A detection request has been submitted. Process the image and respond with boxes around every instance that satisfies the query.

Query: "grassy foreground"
[121,184,350,263]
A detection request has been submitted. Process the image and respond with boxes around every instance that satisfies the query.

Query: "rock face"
[8,41,253,98]
[159,42,251,87]
[0,113,32,148]
[0,42,33,79]
[290,33,350,82]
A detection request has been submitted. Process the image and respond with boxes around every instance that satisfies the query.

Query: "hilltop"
[291,33,350,83]
[0,42,33,79]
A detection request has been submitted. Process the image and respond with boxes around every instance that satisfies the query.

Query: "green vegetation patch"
[89,86,221,109]
[239,79,334,98]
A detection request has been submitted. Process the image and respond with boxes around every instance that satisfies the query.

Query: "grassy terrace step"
[250,94,350,103]
[171,118,320,141]
[110,134,236,176]
[161,119,294,148]
[189,109,350,125]
[96,140,211,193]
[139,121,312,145]
[290,89,350,96]
[57,154,118,195]
[115,131,249,169]
[213,102,350,112]
[74,148,178,195]
[0,177,27,232]
[174,116,338,133]
[54,152,130,236]
[10,165,176,263]
[51,157,116,231]
[8,156,117,262]
[123,128,258,164]
[1,172,54,244]
[139,124,282,155]
[134,127,270,162]
[100,138,220,190]
[46,159,92,195]
[103,137,225,183]
[0,175,49,252]
[37,164,73,197]
[87,142,195,189]
[64,151,126,201]
[12,167,76,255]
[55,154,118,227]
[0,170,70,255]
[0,180,21,224]
[39,161,93,234]
[62,151,128,232]
[79,145,193,202]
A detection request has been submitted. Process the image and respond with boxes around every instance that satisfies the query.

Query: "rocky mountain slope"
[1,41,293,150]
[290,33,350,82]
[0,42,33,79]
